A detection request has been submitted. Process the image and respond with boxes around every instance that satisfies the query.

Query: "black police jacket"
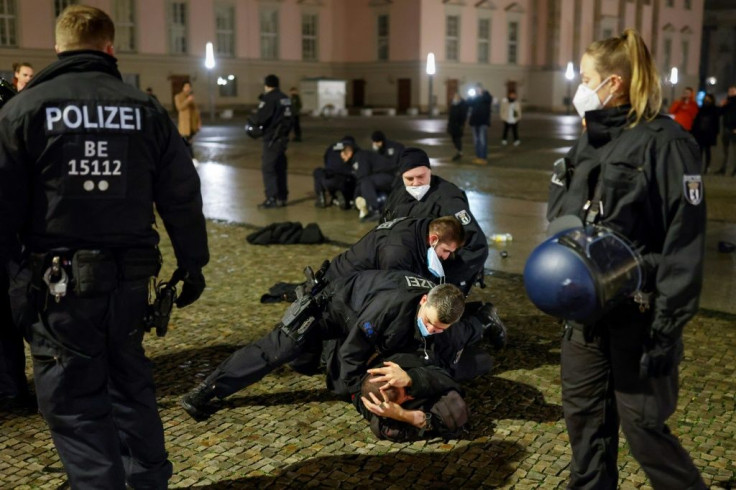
[351,148,395,181]
[0,50,209,272]
[323,141,354,177]
[376,139,404,168]
[324,217,433,283]
[547,106,706,340]
[253,88,292,143]
[382,175,488,292]
[324,270,436,395]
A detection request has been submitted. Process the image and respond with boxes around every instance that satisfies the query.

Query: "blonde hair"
[585,28,661,127]
[55,5,115,52]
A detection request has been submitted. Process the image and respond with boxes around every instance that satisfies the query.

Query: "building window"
[446,15,459,62]
[681,39,689,72]
[54,0,77,17]
[477,18,490,63]
[684,0,691,9]
[663,38,672,71]
[0,0,16,47]
[169,2,188,54]
[122,73,139,88]
[665,0,674,6]
[377,14,389,61]
[260,8,279,60]
[507,21,519,64]
[113,0,136,53]
[302,13,318,61]
[218,74,237,97]
[602,28,613,39]
[215,3,235,57]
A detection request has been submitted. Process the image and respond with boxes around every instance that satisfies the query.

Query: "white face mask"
[406,184,430,201]
[426,244,445,280]
[572,76,613,118]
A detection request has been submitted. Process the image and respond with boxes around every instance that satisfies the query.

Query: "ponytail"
[586,29,661,127]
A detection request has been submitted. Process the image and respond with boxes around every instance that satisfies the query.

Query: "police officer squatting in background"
[245,74,293,209]
[524,29,706,489]
[313,135,357,209]
[340,137,397,222]
[181,270,467,427]
[0,5,209,489]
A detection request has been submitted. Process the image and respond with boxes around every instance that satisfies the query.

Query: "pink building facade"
[0,0,704,112]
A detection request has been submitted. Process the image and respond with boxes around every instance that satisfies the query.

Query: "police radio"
[0,78,17,109]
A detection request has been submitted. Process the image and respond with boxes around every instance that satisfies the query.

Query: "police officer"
[313,136,357,209]
[371,130,404,168]
[546,30,706,489]
[343,140,396,222]
[0,6,209,488]
[254,74,292,209]
[383,148,489,295]
[0,263,31,408]
[181,270,465,420]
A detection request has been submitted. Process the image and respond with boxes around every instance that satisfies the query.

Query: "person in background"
[145,86,158,102]
[668,86,698,131]
[370,130,404,169]
[174,81,201,159]
[690,93,719,173]
[12,62,33,91]
[548,29,706,489]
[468,83,492,164]
[715,85,736,176]
[500,90,522,146]
[290,86,302,142]
[447,92,468,162]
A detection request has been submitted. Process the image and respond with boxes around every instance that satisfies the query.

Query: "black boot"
[314,192,328,208]
[181,380,218,421]
[477,303,507,349]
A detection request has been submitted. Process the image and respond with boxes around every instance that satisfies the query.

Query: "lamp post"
[426,52,436,116]
[565,61,575,114]
[669,66,678,107]
[205,42,216,121]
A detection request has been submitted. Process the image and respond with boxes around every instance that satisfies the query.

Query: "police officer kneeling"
[0,6,209,489]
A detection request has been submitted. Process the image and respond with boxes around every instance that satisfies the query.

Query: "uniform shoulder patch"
[454,209,472,225]
[388,148,395,156]
[683,175,703,205]
[361,321,375,338]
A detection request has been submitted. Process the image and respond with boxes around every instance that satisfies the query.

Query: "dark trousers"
[502,122,519,142]
[292,116,302,140]
[720,131,736,175]
[561,314,705,490]
[313,168,355,202]
[21,277,172,490]
[450,134,463,153]
[697,142,712,172]
[262,141,288,201]
[0,269,28,397]
[356,173,394,210]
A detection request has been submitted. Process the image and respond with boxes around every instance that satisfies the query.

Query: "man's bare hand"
[361,391,400,419]
[367,361,412,390]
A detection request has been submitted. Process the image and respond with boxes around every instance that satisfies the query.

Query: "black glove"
[639,333,679,379]
[174,269,206,308]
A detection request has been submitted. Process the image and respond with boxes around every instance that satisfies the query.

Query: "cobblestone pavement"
[1,220,734,489]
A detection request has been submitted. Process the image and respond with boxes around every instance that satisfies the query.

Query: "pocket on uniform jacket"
[603,160,643,190]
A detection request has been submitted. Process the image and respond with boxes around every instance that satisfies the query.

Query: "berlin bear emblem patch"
[455,209,472,225]
[683,175,703,205]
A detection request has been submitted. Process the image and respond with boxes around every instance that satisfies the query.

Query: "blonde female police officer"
[547,30,706,489]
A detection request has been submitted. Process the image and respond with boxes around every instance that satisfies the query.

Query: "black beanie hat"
[371,130,386,142]
[398,148,431,175]
[264,74,280,88]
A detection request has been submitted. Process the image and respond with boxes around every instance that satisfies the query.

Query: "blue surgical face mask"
[417,315,432,337]
[427,244,445,280]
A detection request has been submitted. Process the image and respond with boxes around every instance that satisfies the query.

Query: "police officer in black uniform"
[344,140,397,222]
[253,74,292,209]
[313,136,357,209]
[382,148,489,294]
[371,130,404,168]
[0,6,209,488]
[545,30,706,489]
[181,270,465,420]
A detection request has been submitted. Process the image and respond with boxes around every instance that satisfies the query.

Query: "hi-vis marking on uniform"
[404,276,436,289]
[683,175,703,205]
[45,105,142,132]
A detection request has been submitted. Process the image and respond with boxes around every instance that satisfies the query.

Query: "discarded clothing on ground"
[246,222,326,245]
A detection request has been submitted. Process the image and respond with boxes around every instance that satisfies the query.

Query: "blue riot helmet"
[524,224,645,323]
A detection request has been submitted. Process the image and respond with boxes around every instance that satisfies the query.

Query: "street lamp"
[707,76,717,92]
[565,61,575,114]
[426,52,436,116]
[205,42,216,121]
[669,66,678,107]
